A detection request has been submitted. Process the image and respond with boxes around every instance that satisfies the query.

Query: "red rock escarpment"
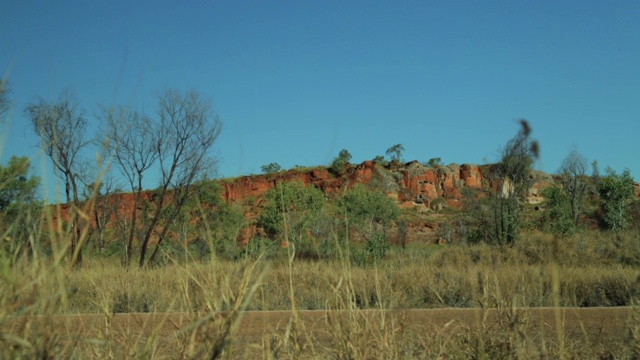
[221,161,489,210]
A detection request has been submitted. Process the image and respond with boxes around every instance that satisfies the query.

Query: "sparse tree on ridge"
[330,149,352,175]
[372,155,387,166]
[261,162,282,174]
[427,157,442,168]
[386,144,405,163]
[25,91,91,266]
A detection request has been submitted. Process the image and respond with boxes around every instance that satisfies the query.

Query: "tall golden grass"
[2,224,640,358]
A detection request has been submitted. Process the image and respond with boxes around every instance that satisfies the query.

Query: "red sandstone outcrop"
[222,161,490,211]
[51,160,640,246]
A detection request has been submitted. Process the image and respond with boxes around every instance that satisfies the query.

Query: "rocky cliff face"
[219,161,570,244]
[221,161,548,211]
[219,161,544,244]
[52,160,639,246]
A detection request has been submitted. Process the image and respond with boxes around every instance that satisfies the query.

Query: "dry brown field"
[3,307,637,358]
[2,232,640,358]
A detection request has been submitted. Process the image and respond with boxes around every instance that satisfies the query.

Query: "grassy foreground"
[2,230,640,358]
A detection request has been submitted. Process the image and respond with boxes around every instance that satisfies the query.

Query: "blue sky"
[1,1,639,196]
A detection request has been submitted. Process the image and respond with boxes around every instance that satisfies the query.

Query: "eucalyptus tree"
[385,144,405,163]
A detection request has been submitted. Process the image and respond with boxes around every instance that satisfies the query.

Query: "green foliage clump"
[385,144,405,163]
[427,157,442,167]
[363,232,389,262]
[338,183,399,263]
[598,168,635,232]
[174,180,245,260]
[329,149,352,175]
[541,186,576,236]
[0,156,41,260]
[372,155,388,166]
[430,197,448,212]
[338,184,399,234]
[241,237,279,259]
[257,181,324,250]
[261,162,282,174]
[0,156,40,212]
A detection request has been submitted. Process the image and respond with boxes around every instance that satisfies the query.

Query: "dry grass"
[2,198,640,358]
[0,255,640,359]
[6,254,636,315]
[1,239,640,358]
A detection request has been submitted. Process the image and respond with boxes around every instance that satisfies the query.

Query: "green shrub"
[598,168,635,232]
[541,186,576,236]
[329,149,352,175]
[261,162,282,174]
[372,155,388,166]
[257,181,324,251]
[364,232,390,262]
[427,157,442,167]
[241,237,279,259]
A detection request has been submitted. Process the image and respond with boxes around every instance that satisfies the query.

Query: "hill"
[50,158,640,250]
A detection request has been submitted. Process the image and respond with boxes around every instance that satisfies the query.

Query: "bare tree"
[558,148,588,225]
[102,106,161,266]
[105,89,222,267]
[143,89,222,267]
[25,91,90,266]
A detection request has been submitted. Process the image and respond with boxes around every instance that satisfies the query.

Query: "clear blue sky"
[1,1,639,196]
